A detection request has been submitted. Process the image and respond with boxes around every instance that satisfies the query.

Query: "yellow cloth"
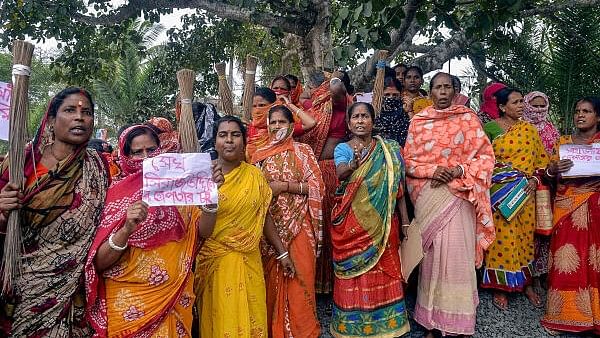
[195,162,272,337]
[483,121,549,291]
[105,206,200,337]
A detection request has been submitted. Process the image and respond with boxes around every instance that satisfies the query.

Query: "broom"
[215,62,234,116]
[176,69,200,153]
[241,55,258,122]
[2,40,34,295]
[371,50,389,116]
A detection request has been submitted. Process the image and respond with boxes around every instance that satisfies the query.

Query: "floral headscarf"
[523,91,559,154]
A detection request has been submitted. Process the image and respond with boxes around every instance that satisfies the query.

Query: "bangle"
[402,224,410,228]
[299,182,303,194]
[545,168,556,178]
[201,205,218,214]
[276,251,289,260]
[457,165,465,177]
[108,233,128,251]
[530,176,540,185]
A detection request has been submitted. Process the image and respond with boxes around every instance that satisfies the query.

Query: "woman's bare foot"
[492,291,509,311]
[525,285,543,308]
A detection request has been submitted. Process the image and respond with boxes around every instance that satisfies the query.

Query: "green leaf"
[354,4,363,21]
[363,1,373,18]
[339,7,349,20]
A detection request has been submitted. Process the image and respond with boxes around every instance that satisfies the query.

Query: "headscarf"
[479,82,507,121]
[375,97,410,146]
[290,80,303,104]
[523,91,559,154]
[85,124,185,336]
[147,117,180,153]
[251,123,295,164]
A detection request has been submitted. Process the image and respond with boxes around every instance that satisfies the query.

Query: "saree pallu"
[413,184,479,336]
[195,162,272,337]
[541,134,600,334]
[482,121,549,292]
[330,138,409,337]
[101,206,199,337]
[259,143,323,338]
[0,150,109,337]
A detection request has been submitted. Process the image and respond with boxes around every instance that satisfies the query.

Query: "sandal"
[525,286,544,308]
[492,292,508,311]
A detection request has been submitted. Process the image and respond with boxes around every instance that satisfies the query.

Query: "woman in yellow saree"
[195,116,295,337]
[481,88,549,310]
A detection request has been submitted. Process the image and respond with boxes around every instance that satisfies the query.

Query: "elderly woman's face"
[430,74,455,110]
[50,93,94,146]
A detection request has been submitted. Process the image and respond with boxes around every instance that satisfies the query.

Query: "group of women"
[0,62,597,338]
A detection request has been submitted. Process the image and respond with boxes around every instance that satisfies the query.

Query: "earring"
[49,125,55,143]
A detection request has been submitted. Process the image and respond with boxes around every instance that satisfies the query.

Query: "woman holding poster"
[541,97,600,335]
[85,124,223,337]
[252,105,324,337]
[195,115,295,337]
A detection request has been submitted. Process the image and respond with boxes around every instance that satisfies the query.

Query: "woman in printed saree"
[522,91,560,284]
[85,124,223,337]
[374,76,411,147]
[270,76,316,135]
[252,105,324,337]
[481,88,550,310]
[404,73,495,337]
[195,116,295,337]
[0,87,109,337]
[541,97,600,335]
[401,66,431,118]
[298,70,352,294]
[247,87,315,160]
[330,102,410,337]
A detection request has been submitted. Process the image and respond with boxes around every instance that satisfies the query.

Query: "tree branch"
[349,0,425,89]
[410,31,470,73]
[72,0,313,35]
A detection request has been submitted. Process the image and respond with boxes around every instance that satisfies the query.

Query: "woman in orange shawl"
[247,87,316,160]
[85,125,223,337]
[252,105,324,337]
[298,71,353,293]
[541,97,600,335]
[404,73,495,337]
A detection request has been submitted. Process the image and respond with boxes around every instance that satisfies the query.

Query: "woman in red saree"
[541,97,600,335]
[330,102,410,337]
[252,105,324,337]
[85,124,223,337]
[298,71,352,293]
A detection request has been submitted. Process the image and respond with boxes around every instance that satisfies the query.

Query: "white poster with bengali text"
[560,143,600,177]
[142,153,218,206]
[0,82,12,141]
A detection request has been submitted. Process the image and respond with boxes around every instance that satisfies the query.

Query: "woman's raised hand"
[124,201,149,234]
[211,161,225,188]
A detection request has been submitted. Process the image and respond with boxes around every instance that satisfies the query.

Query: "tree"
[3,0,600,91]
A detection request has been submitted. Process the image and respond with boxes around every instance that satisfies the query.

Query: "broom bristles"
[176,69,200,153]
[2,40,34,295]
[215,62,234,116]
[372,50,389,116]
[241,55,258,121]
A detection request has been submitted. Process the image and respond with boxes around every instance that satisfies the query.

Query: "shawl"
[251,124,295,164]
[523,91,560,154]
[297,81,334,158]
[291,80,303,104]
[478,82,507,122]
[147,117,180,153]
[331,137,403,278]
[404,105,496,267]
[85,125,185,337]
[246,100,284,160]
[0,95,109,337]
[375,97,410,146]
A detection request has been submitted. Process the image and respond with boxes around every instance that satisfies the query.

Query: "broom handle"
[372,50,389,116]
[215,63,234,116]
[242,55,258,122]
[2,40,34,295]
